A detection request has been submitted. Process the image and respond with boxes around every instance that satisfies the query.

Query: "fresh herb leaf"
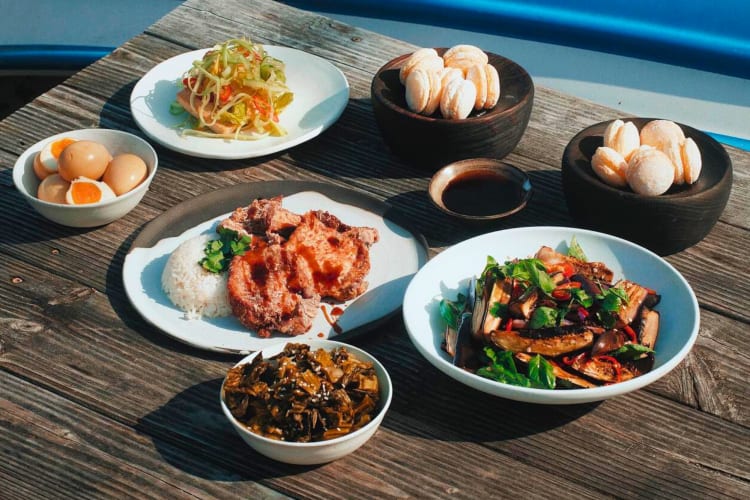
[529,306,558,329]
[527,354,556,389]
[477,348,556,389]
[439,298,462,329]
[599,286,628,312]
[489,301,508,318]
[567,236,588,262]
[571,287,594,308]
[499,258,555,294]
[610,343,654,360]
[200,228,252,274]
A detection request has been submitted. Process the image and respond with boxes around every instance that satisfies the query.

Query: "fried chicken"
[224,197,379,337]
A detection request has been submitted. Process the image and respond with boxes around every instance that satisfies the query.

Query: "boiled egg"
[37,174,71,204]
[65,177,117,205]
[58,140,112,182]
[103,154,148,195]
[33,137,77,180]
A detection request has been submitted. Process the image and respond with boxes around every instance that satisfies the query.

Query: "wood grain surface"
[0,0,748,498]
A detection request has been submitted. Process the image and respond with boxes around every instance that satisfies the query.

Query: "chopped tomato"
[219,85,232,103]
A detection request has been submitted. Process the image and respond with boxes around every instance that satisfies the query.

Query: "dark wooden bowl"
[562,118,733,255]
[371,49,534,170]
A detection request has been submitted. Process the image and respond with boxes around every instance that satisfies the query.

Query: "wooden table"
[1,1,748,497]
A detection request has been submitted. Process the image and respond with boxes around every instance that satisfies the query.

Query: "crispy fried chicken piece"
[286,211,379,302]
[224,199,379,337]
[227,238,319,337]
[217,196,302,241]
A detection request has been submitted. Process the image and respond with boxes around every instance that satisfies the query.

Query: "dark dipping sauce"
[441,170,524,216]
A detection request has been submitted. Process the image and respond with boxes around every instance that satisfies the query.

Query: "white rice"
[161,233,231,320]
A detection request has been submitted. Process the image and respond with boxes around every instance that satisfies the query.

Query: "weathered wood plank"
[0,0,748,497]
[0,373,287,499]
[1,251,748,499]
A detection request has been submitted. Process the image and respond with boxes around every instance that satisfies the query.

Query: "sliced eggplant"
[570,356,636,383]
[591,329,627,356]
[638,308,660,350]
[443,325,458,358]
[515,353,598,389]
[490,328,594,357]
[644,292,661,309]
[615,280,650,326]
[508,287,538,319]
[570,273,604,297]
[472,276,512,341]
[453,311,479,368]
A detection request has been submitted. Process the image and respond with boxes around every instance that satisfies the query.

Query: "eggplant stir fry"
[223,343,380,441]
[440,238,660,389]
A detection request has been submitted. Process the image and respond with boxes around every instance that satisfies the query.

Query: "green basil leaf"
[610,343,654,360]
[529,306,558,329]
[439,299,461,330]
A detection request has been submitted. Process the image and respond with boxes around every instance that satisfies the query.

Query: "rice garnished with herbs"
[161,234,231,319]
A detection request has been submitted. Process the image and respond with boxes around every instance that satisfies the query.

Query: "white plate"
[402,226,700,405]
[124,190,428,353]
[129,46,349,159]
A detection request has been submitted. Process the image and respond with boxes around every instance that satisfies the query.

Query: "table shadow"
[136,378,318,481]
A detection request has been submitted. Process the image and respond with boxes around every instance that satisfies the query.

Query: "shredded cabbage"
[177,38,294,139]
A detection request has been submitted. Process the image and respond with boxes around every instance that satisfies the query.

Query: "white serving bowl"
[403,226,700,405]
[220,339,392,465]
[13,128,158,227]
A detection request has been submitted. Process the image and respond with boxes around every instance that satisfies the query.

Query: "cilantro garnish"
[199,227,252,273]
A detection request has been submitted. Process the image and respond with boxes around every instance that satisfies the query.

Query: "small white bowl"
[220,339,392,465]
[13,128,158,228]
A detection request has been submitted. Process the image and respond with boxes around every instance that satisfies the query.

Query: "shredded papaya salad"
[175,38,294,139]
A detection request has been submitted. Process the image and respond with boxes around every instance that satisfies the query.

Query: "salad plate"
[402,226,699,405]
[129,46,349,159]
[123,181,428,354]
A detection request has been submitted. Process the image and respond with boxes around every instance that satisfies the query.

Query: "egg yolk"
[69,181,103,204]
[51,138,77,158]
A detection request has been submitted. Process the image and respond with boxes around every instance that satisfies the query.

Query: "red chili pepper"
[505,318,513,332]
[562,351,589,366]
[577,307,589,322]
[562,262,575,278]
[594,355,622,382]
[182,77,197,88]
[624,324,638,343]
[551,289,572,301]
[219,85,232,103]
[252,95,271,118]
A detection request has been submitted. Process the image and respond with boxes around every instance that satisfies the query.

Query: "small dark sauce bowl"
[428,158,533,221]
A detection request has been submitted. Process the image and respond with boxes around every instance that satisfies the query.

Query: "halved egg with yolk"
[65,178,117,205]
[33,137,77,180]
